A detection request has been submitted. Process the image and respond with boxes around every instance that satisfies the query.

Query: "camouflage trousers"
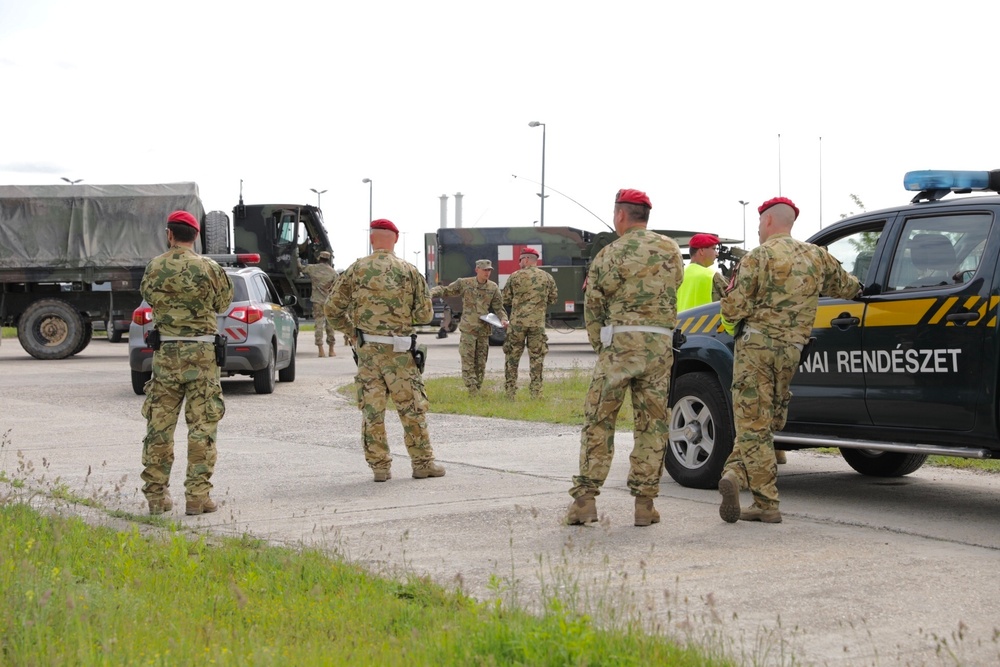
[723,332,799,511]
[313,308,337,347]
[503,324,548,397]
[458,330,490,392]
[570,332,673,499]
[355,342,435,472]
[141,342,225,503]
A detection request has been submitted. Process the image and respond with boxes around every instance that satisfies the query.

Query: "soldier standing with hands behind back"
[718,197,861,524]
[431,259,509,396]
[501,247,558,399]
[140,210,234,516]
[325,218,445,483]
[566,189,684,528]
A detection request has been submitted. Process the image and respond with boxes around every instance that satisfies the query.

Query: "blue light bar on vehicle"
[903,170,991,192]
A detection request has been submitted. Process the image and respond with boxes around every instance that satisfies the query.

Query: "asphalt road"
[2,329,999,666]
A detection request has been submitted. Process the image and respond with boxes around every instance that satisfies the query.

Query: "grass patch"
[0,502,727,666]
[337,370,635,429]
[1,326,15,339]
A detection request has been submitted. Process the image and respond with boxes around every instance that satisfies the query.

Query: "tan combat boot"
[373,469,392,482]
[634,496,660,527]
[740,505,783,523]
[718,470,741,524]
[775,450,787,464]
[328,344,336,357]
[565,493,598,525]
[317,344,326,358]
[186,496,218,516]
[412,461,446,479]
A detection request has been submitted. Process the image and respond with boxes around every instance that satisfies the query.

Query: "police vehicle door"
[786,221,883,426]
[861,211,994,429]
[252,272,297,366]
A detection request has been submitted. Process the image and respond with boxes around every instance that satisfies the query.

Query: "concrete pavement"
[2,329,999,666]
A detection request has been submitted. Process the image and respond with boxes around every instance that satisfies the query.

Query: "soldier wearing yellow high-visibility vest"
[676,233,727,312]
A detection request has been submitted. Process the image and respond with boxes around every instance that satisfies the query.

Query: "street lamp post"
[61,177,83,184]
[528,121,547,227]
[738,200,749,250]
[309,188,328,209]
[362,178,373,255]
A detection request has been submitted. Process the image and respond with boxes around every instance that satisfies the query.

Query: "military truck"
[423,226,741,344]
[0,182,332,360]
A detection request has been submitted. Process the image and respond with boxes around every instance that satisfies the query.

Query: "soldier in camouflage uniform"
[325,218,445,482]
[567,189,684,528]
[140,210,234,516]
[299,250,339,357]
[501,247,558,399]
[718,197,861,524]
[430,259,508,396]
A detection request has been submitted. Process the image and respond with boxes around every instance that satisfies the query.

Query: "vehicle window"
[249,275,270,304]
[276,212,303,245]
[230,276,248,303]
[822,224,883,285]
[260,274,283,305]
[886,213,992,290]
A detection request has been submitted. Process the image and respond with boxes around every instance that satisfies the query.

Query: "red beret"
[167,210,199,232]
[519,247,539,258]
[689,233,720,250]
[758,197,800,220]
[615,188,652,209]
[370,218,399,237]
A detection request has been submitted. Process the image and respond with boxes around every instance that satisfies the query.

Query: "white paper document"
[480,313,503,328]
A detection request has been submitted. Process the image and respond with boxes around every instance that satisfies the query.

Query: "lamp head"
[528,121,542,127]
[362,178,371,184]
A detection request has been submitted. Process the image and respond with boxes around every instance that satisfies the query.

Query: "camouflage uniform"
[299,259,339,348]
[721,232,861,511]
[430,277,507,393]
[570,229,684,500]
[325,249,438,475]
[501,266,558,397]
[140,246,233,507]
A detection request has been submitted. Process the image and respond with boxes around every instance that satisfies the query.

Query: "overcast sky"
[3,0,1000,266]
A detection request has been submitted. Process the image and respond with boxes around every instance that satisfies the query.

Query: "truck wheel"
[665,371,734,489]
[72,321,94,356]
[488,325,506,346]
[253,345,277,394]
[17,299,85,360]
[131,370,152,395]
[278,340,296,382]
[840,449,928,477]
[107,320,124,343]
[204,210,230,254]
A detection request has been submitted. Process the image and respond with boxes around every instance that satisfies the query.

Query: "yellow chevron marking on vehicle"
[863,299,938,327]
[680,313,720,335]
[928,297,959,325]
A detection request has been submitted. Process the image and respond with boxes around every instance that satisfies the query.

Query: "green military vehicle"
[0,182,333,360]
[423,226,742,345]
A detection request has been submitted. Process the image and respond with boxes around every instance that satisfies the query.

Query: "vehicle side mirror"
[282,295,298,307]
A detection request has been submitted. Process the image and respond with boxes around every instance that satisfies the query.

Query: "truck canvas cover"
[0,182,205,272]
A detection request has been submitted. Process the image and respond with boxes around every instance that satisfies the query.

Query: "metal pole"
[738,200,748,250]
[819,136,823,229]
[540,123,546,227]
[777,133,782,196]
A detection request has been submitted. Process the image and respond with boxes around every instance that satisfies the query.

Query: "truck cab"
[667,169,1000,489]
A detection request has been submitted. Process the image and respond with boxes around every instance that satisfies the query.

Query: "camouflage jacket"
[721,232,861,346]
[431,277,508,335]
[324,249,432,336]
[299,260,338,305]
[140,246,234,337]
[584,228,684,351]
[501,266,558,327]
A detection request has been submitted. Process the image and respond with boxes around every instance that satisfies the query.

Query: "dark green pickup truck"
[667,169,1000,488]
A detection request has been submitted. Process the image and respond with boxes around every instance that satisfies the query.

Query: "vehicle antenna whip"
[512,175,612,231]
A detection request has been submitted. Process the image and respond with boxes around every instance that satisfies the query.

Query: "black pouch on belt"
[144,328,162,351]
[214,334,228,366]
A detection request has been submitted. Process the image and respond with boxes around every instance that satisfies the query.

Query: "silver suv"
[128,266,298,395]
